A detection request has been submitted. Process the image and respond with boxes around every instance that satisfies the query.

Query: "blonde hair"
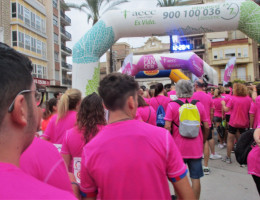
[233,83,248,97]
[57,89,82,120]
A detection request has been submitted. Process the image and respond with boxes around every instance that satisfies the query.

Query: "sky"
[64,0,171,63]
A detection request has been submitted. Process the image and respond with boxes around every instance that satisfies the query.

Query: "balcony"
[60,11,71,26]
[62,78,72,86]
[220,75,252,83]
[60,26,71,41]
[61,44,72,55]
[62,61,72,70]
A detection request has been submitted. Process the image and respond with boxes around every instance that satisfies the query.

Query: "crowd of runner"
[0,43,259,199]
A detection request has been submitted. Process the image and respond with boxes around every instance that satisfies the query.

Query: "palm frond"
[101,0,129,15]
[157,0,178,7]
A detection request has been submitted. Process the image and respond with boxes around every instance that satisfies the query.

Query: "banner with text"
[223,57,236,86]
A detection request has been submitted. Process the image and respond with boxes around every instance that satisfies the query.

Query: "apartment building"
[0,0,72,98]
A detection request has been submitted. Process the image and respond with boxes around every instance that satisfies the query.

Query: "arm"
[68,172,81,200]
[172,176,195,200]
[165,121,172,133]
[202,121,209,144]
[249,114,255,129]
[40,136,50,141]
[221,100,230,112]
[62,153,72,170]
[210,108,214,123]
[254,128,260,147]
[252,85,257,102]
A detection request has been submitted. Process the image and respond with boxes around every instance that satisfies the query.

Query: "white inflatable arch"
[72,0,260,95]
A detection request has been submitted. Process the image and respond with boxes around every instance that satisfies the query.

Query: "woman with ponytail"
[149,83,170,114]
[61,93,106,176]
[42,89,82,144]
[41,98,58,132]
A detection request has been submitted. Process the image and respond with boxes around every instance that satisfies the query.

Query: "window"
[31,12,35,28]
[55,70,60,80]
[42,42,46,59]
[213,51,218,60]
[41,19,46,33]
[31,37,36,52]
[37,65,43,78]
[25,34,30,50]
[194,38,202,49]
[53,0,58,9]
[237,48,242,58]
[219,50,223,59]
[12,31,17,46]
[24,7,30,26]
[32,64,37,76]
[36,15,41,31]
[243,48,248,57]
[43,66,47,79]
[54,51,59,61]
[18,4,23,20]
[220,68,225,82]
[12,3,16,18]
[18,32,24,48]
[224,49,236,59]
[53,15,58,26]
[36,40,42,54]
[54,33,59,44]
[237,67,246,80]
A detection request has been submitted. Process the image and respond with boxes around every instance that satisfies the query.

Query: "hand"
[221,100,226,106]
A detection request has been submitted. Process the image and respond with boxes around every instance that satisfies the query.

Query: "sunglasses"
[8,90,44,113]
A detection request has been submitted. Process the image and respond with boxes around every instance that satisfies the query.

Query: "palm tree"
[157,0,179,53]
[67,0,129,25]
[157,0,178,7]
[67,0,129,73]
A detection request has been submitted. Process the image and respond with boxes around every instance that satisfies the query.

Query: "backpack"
[155,98,165,127]
[173,99,200,138]
[235,129,256,165]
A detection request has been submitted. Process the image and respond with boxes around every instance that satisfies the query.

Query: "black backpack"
[235,129,256,165]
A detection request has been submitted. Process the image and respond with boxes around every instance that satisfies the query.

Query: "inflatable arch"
[122,52,218,85]
[135,69,190,83]
[72,0,260,95]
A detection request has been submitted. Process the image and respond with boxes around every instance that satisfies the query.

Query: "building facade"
[0,0,72,99]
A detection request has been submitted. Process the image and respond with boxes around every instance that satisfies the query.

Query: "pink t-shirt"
[80,120,187,199]
[137,106,156,125]
[247,146,260,177]
[61,125,104,173]
[20,137,73,193]
[213,97,225,118]
[165,98,207,158]
[223,94,232,115]
[192,91,214,127]
[226,96,251,128]
[0,162,76,199]
[249,102,259,129]
[255,96,260,126]
[167,90,177,100]
[42,111,77,144]
[149,95,170,113]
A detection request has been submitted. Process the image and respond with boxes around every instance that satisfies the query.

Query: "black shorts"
[228,125,247,134]
[225,115,230,123]
[214,116,222,123]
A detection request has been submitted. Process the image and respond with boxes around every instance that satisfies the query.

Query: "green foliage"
[157,0,178,7]
[67,0,129,25]
[253,81,260,85]
[232,79,247,84]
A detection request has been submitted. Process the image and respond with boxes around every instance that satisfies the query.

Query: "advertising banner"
[223,57,236,86]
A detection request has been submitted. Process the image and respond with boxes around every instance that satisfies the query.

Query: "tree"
[67,0,129,25]
[157,0,178,7]
[67,0,129,73]
[157,0,178,53]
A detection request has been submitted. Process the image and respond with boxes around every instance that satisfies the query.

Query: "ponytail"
[154,83,163,97]
[57,89,82,121]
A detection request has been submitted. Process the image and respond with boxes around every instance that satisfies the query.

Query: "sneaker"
[203,166,210,175]
[223,142,227,147]
[218,144,224,149]
[210,153,222,160]
[222,156,232,164]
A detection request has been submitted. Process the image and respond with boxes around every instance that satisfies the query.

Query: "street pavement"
[169,141,259,200]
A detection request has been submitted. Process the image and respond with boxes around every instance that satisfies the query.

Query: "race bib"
[73,157,82,183]
[53,144,62,152]
[170,95,177,100]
